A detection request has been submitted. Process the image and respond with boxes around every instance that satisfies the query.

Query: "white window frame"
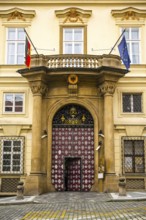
[122,27,141,64]
[63,27,84,54]
[3,93,25,114]
[0,137,24,174]
[6,28,25,65]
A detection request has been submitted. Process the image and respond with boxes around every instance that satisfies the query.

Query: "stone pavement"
[0,192,146,219]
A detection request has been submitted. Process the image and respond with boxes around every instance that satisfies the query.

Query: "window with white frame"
[122,93,142,113]
[7,28,25,64]
[4,93,24,113]
[63,28,84,54]
[122,27,140,64]
[0,137,24,174]
[122,137,145,173]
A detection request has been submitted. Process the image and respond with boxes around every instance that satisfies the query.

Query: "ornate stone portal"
[18,54,127,195]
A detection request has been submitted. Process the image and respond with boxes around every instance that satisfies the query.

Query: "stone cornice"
[0,0,146,4]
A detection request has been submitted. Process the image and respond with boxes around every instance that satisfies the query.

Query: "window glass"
[74,29,83,41]
[18,28,25,40]
[8,28,15,40]
[131,28,139,40]
[64,43,73,54]
[74,43,82,54]
[64,29,73,41]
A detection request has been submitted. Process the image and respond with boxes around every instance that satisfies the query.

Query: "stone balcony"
[18,54,128,85]
[30,54,123,71]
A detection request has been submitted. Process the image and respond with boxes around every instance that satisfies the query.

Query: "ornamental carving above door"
[52,104,94,191]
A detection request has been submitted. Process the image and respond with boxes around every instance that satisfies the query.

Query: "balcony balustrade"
[30,54,122,70]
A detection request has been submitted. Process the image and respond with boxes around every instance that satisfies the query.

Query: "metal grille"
[122,93,142,112]
[0,137,24,174]
[1,178,20,192]
[123,139,144,173]
[53,104,94,125]
[126,179,145,189]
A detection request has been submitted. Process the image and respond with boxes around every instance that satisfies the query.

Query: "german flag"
[25,37,31,68]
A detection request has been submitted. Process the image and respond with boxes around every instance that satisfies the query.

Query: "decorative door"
[52,104,94,191]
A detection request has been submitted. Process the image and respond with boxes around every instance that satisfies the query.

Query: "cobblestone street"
[0,192,146,220]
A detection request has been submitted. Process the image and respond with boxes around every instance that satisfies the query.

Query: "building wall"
[0,0,146,194]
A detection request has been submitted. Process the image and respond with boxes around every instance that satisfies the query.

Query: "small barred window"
[122,93,142,113]
[0,137,24,174]
[123,138,145,173]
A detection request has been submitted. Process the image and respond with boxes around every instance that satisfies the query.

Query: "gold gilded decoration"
[7,11,26,21]
[61,107,86,125]
[68,74,78,85]
[63,9,84,24]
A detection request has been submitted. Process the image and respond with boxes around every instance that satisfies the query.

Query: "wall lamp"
[41,130,48,139]
[98,130,104,138]
[96,141,102,151]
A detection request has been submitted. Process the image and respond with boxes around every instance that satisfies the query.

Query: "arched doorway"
[52,104,94,191]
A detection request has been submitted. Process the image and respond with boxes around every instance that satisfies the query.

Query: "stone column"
[30,83,47,174]
[24,81,48,195]
[99,82,116,174]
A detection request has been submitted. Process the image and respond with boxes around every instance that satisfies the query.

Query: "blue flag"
[118,36,131,69]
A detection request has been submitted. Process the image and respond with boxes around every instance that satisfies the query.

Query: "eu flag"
[118,36,131,70]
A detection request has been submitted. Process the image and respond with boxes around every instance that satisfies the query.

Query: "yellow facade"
[0,0,146,195]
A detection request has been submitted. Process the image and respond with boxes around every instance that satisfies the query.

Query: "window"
[122,93,142,113]
[4,93,24,113]
[7,28,25,64]
[0,137,24,174]
[122,28,140,64]
[123,139,145,173]
[63,28,84,54]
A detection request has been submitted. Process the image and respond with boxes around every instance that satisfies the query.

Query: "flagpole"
[109,29,126,55]
[24,28,39,55]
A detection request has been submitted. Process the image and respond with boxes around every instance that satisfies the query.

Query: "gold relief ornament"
[60,107,86,125]
[68,74,78,85]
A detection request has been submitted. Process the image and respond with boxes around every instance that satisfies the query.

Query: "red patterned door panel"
[65,158,81,191]
[52,105,94,191]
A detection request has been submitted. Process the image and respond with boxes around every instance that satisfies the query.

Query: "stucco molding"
[111,7,146,21]
[0,7,36,26]
[55,7,92,24]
